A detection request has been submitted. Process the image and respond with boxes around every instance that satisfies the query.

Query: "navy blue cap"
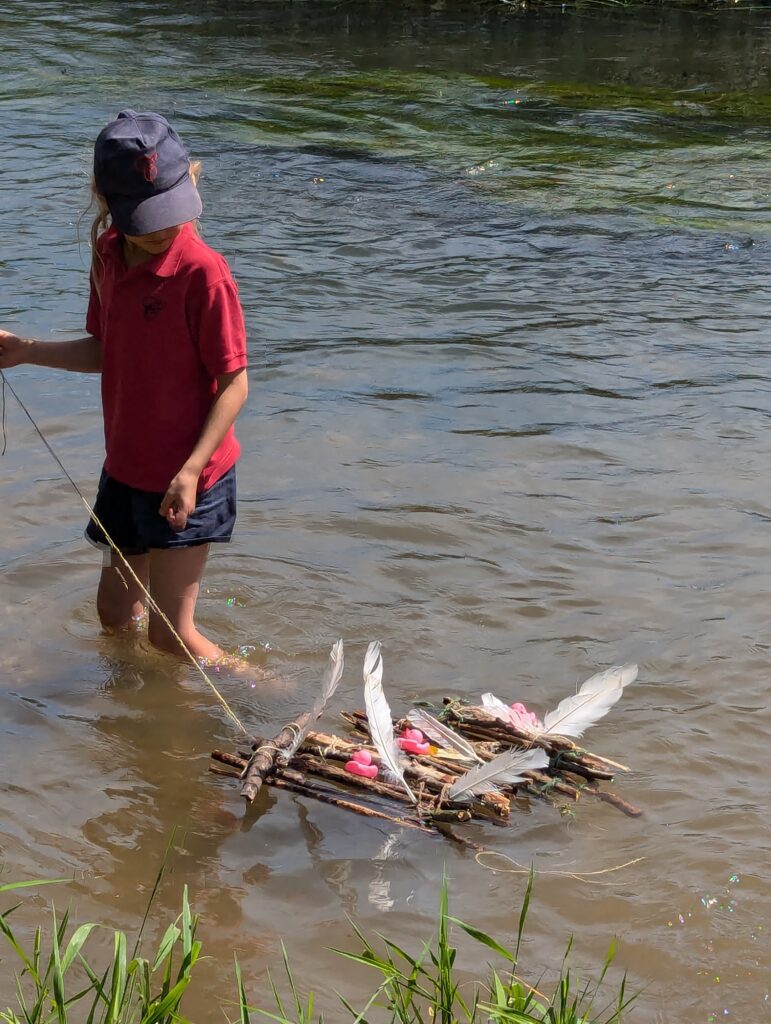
[93,109,202,235]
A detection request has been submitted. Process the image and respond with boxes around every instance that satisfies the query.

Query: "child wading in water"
[0,109,249,667]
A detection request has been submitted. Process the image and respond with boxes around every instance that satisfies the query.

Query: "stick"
[584,785,643,818]
[278,771,483,848]
[305,731,468,792]
[293,753,426,806]
[449,722,614,779]
[525,770,580,801]
[444,703,630,772]
[212,749,248,770]
[274,770,438,834]
[579,752,631,774]
[305,731,510,819]
[548,756,614,783]
[240,715,311,803]
[429,809,473,824]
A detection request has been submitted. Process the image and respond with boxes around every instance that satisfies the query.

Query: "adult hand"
[0,330,31,370]
[159,468,199,532]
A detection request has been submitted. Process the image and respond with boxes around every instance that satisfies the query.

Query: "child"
[0,109,249,666]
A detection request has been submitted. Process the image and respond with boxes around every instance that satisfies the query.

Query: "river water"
[1,1,769,1019]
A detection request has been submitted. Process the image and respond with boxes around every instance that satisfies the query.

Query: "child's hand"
[159,468,199,532]
[0,330,30,369]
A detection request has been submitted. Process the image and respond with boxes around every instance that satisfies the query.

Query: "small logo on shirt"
[143,297,166,321]
[134,151,159,183]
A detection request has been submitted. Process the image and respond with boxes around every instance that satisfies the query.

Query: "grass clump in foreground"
[0,872,635,1024]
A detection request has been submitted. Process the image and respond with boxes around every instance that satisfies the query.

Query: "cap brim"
[108,176,203,236]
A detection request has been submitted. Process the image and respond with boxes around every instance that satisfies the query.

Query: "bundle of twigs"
[210,731,478,843]
[210,707,640,836]
[340,706,641,819]
[209,641,641,837]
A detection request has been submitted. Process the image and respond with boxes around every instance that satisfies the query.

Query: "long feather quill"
[363,642,416,803]
[406,709,483,764]
[448,747,549,802]
[542,663,637,739]
[280,639,345,762]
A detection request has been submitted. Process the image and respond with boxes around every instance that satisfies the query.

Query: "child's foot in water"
[197,651,293,691]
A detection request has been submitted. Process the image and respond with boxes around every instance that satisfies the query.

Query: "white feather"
[363,642,416,803]
[481,692,514,723]
[406,709,483,764]
[281,639,345,762]
[480,693,538,734]
[542,663,638,739]
[448,747,549,802]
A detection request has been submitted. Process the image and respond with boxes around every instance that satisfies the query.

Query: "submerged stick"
[583,784,643,818]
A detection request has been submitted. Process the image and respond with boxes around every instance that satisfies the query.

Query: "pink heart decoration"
[399,738,431,756]
[345,760,379,780]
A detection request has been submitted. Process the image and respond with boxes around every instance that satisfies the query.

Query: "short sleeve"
[188,275,248,377]
[86,276,103,340]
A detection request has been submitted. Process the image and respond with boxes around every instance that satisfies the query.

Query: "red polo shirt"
[86,223,247,493]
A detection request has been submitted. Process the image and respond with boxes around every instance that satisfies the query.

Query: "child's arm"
[0,330,102,373]
[159,367,249,531]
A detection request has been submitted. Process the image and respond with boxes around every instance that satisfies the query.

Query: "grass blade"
[448,919,515,963]
[235,956,251,1024]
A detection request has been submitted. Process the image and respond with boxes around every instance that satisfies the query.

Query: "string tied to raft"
[0,368,249,738]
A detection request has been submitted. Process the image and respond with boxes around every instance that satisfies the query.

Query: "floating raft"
[210,695,641,840]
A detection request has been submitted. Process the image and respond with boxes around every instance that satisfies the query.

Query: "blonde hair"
[89,159,202,299]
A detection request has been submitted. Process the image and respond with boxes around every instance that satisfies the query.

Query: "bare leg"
[97,552,150,630]
[147,544,222,662]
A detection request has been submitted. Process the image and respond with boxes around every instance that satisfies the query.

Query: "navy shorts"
[85,466,237,556]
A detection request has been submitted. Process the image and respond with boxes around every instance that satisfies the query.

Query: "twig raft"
[211,707,641,828]
[216,647,641,830]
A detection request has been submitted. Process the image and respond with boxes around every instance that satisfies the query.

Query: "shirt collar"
[104,222,192,278]
[147,223,192,278]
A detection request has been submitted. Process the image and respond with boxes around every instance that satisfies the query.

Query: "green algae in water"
[207,68,770,232]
